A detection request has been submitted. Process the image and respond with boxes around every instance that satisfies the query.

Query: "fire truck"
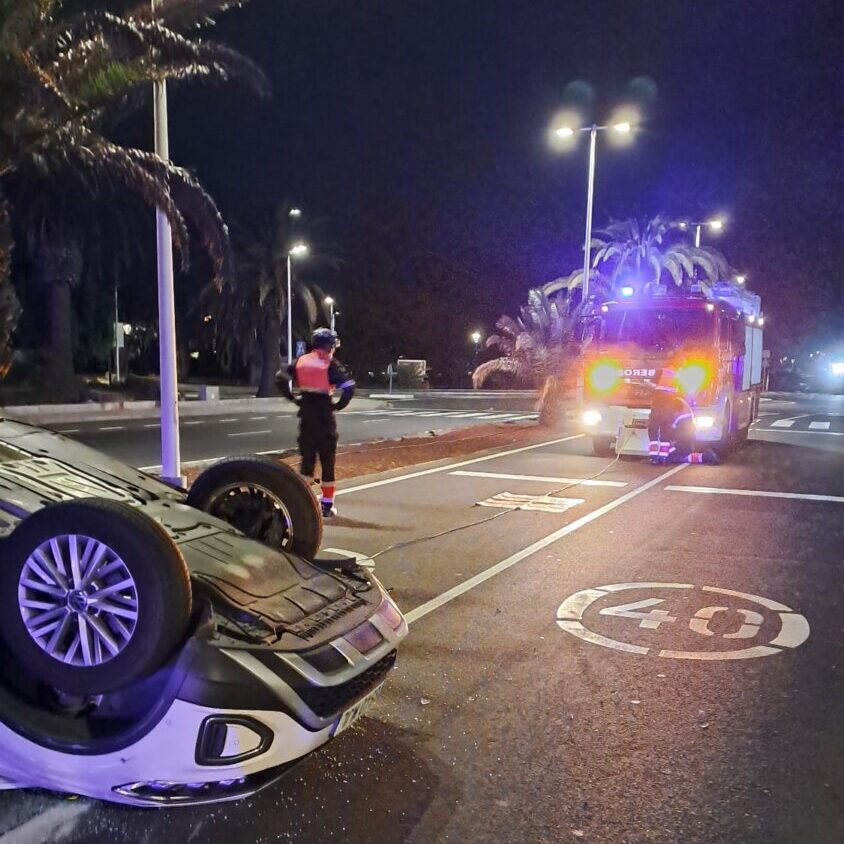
[578,282,765,457]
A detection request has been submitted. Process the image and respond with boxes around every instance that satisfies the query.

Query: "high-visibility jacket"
[648,386,694,458]
[277,350,355,411]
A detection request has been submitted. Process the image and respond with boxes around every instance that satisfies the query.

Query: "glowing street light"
[470,330,482,346]
[678,217,725,248]
[324,296,336,331]
[735,274,747,285]
[286,242,309,363]
[551,116,637,304]
[289,207,302,218]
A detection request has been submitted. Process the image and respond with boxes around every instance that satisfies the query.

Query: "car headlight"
[582,409,602,426]
[694,415,715,430]
[831,361,844,376]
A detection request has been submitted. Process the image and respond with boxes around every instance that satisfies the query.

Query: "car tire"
[591,437,615,458]
[0,499,191,696]
[187,455,322,560]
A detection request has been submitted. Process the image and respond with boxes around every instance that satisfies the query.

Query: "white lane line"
[219,418,239,424]
[770,419,795,428]
[143,423,160,428]
[754,428,844,438]
[227,429,273,437]
[501,414,539,422]
[451,470,627,488]
[416,411,450,417]
[665,485,844,504]
[440,412,487,418]
[250,416,268,421]
[808,421,831,430]
[337,434,584,497]
[56,428,80,434]
[183,420,203,426]
[405,464,687,624]
[98,425,124,431]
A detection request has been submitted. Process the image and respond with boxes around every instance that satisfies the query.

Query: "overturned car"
[0,418,406,807]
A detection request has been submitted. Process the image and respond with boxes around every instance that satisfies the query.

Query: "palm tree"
[0,0,266,381]
[473,287,583,425]
[589,216,730,294]
[204,205,338,396]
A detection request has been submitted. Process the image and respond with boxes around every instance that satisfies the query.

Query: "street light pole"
[151,0,182,486]
[554,119,632,308]
[582,125,598,305]
[694,224,702,249]
[286,253,293,365]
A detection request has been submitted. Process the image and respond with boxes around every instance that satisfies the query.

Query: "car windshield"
[600,308,713,353]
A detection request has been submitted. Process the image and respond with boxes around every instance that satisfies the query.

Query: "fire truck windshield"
[600,308,713,353]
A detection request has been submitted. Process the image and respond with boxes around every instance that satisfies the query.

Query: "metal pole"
[286,253,293,364]
[152,0,182,485]
[582,125,598,305]
[114,287,121,384]
[694,224,702,249]
[329,301,335,332]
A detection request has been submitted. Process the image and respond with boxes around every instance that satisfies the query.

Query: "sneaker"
[321,501,337,518]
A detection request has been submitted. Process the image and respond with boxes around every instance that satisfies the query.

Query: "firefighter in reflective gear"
[277,329,355,517]
[647,368,719,465]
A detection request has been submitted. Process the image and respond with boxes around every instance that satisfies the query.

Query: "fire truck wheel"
[591,437,615,458]
[714,403,735,456]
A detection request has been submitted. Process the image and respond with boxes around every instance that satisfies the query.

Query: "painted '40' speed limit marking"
[556,582,810,661]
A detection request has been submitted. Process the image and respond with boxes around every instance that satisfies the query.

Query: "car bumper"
[0,587,408,807]
[581,404,727,455]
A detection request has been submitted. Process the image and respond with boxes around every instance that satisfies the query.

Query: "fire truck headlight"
[587,362,621,394]
[582,409,602,427]
[694,415,715,430]
[831,361,844,377]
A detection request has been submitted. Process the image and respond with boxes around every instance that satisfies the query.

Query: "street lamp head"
[470,331,482,345]
[612,121,632,134]
[735,274,746,285]
[289,242,309,258]
[677,221,688,230]
[289,208,302,218]
[555,126,575,138]
[324,296,334,306]
[708,218,724,231]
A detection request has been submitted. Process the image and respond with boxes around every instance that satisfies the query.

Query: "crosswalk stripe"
[771,419,795,428]
[808,421,831,430]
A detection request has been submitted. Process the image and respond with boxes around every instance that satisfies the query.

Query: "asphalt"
[1,392,842,843]
[45,405,541,470]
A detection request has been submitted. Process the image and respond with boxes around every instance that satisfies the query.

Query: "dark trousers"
[298,397,338,482]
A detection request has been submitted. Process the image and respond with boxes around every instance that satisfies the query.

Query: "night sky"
[165,0,841,349]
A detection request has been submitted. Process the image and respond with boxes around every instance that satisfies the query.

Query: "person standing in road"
[277,328,355,517]
[647,368,719,465]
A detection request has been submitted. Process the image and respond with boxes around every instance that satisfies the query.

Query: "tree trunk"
[538,376,566,427]
[47,282,75,382]
[256,309,281,397]
[0,201,21,379]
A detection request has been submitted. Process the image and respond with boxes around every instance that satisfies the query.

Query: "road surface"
[0,391,842,843]
[47,406,540,470]
[37,391,844,469]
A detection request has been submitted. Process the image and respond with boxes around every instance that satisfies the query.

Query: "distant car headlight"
[831,361,844,376]
[582,409,602,426]
[694,415,715,430]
